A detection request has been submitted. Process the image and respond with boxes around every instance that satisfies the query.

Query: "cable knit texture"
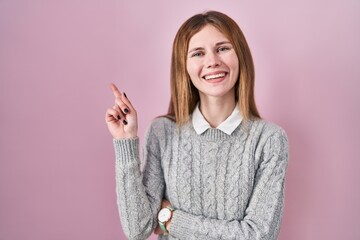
[113,117,289,240]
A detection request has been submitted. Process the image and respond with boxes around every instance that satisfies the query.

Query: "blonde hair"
[166,11,260,125]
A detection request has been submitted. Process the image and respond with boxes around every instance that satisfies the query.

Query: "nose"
[205,52,221,68]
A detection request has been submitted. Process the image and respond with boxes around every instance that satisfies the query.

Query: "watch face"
[158,208,171,222]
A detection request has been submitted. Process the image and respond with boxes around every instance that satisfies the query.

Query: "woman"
[105,11,289,240]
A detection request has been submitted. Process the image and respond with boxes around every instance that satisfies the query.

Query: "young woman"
[105,11,289,240]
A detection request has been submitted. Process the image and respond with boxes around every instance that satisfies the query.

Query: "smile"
[203,72,227,80]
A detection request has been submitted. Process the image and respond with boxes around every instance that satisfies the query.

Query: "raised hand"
[105,83,138,139]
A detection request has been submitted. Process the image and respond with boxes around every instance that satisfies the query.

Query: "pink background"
[1,1,359,239]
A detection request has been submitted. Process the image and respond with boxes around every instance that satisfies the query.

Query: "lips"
[202,71,228,80]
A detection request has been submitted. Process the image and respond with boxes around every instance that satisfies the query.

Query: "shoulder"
[249,118,288,141]
[148,116,176,132]
[253,119,289,160]
[247,118,289,156]
[144,116,176,142]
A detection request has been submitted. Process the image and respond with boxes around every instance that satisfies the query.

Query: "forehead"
[188,25,230,47]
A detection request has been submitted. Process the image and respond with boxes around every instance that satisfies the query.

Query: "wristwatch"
[157,205,174,235]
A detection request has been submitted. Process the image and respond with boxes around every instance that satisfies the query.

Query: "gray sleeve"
[168,129,290,240]
[113,121,165,240]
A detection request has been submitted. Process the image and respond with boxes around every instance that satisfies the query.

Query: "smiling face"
[186,24,239,100]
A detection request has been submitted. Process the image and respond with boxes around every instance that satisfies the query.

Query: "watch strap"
[166,205,174,211]
[159,221,168,234]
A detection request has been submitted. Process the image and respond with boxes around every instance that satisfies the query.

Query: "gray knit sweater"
[113,117,289,240]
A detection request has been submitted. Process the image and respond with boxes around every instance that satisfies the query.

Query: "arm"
[168,129,289,240]
[114,121,165,240]
[105,84,164,240]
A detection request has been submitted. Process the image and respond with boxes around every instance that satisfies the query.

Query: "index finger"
[109,83,122,98]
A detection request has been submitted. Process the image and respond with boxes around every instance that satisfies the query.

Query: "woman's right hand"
[105,83,138,139]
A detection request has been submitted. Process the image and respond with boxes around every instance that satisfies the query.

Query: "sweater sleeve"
[168,129,289,240]
[113,121,165,240]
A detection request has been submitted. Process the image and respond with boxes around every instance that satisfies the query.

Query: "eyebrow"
[188,41,232,53]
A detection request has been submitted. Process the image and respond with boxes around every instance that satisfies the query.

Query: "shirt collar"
[192,103,242,135]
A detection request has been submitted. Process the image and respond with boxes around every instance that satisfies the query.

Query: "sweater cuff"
[169,210,197,239]
[113,137,139,165]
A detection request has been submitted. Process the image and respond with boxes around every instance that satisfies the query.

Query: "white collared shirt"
[192,103,242,135]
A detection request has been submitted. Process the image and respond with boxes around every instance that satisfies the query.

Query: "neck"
[199,92,236,128]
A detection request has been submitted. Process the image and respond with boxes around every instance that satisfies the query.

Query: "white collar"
[192,103,242,135]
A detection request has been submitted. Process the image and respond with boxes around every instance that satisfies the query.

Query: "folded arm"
[167,130,289,240]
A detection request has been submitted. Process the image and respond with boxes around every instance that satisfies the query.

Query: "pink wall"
[1,1,359,239]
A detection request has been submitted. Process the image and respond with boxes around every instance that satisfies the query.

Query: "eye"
[218,46,231,52]
[191,51,204,57]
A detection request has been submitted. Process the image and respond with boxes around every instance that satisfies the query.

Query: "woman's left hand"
[154,199,172,235]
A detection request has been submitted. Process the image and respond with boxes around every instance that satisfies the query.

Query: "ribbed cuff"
[169,210,197,239]
[113,137,139,165]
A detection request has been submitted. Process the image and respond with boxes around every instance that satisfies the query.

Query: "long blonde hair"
[166,11,260,125]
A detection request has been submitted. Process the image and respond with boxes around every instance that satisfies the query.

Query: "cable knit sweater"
[113,117,289,240]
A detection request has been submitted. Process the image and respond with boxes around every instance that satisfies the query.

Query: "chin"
[200,90,233,99]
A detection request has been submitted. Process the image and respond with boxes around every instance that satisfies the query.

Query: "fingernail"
[124,108,129,114]
[124,92,127,98]
[117,115,121,120]
[123,120,128,125]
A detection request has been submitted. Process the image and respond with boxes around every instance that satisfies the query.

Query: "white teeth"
[204,73,226,80]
